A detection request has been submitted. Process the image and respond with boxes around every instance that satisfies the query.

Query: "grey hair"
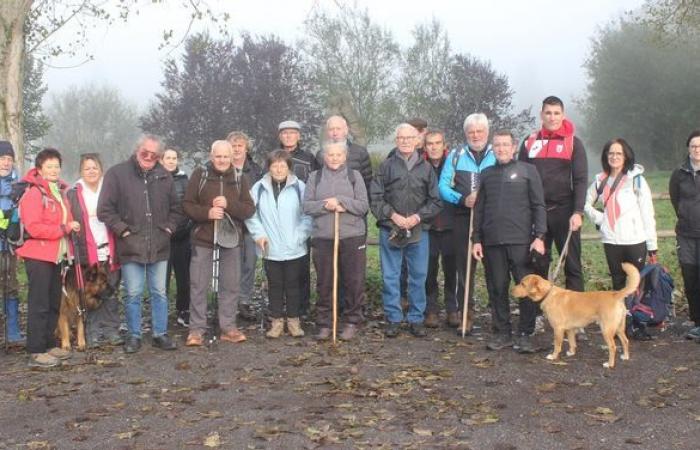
[395,123,418,137]
[325,115,348,129]
[211,139,233,154]
[462,113,489,131]
[323,140,348,154]
[134,134,164,153]
[226,131,252,150]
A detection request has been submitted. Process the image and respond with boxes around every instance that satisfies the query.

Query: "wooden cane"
[461,212,475,338]
[332,210,340,344]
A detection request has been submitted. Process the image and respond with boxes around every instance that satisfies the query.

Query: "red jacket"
[16,168,74,263]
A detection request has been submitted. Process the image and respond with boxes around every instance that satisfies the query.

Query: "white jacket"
[584,164,657,251]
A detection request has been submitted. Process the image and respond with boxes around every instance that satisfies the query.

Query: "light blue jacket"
[245,173,312,261]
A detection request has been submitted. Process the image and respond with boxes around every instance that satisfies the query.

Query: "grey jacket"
[316,140,373,196]
[303,165,368,240]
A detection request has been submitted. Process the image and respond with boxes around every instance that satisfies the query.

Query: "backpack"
[4,181,49,248]
[625,264,674,338]
[313,166,356,190]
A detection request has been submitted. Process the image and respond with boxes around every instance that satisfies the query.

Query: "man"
[315,115,373,196]
[228,131,263,320]
[518,96,587,292]
[438,113,496,330]
[370,124,441,338]
[0,141,24,345]
[98,135,182,353]
[423,130,456,328]
[472,130,546,353]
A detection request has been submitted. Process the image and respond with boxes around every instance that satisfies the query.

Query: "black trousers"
[453,212,478,311]
[425,229,457,314]
[167,236,192,312]
[25,259,62,354]
[677,235,700,325]
[603,242,646,290]
[533,205,584,291]
[264,256,305,319]
[299,244,311,314]
[483,244,537,335]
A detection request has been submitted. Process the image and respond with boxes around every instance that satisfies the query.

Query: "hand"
[67,221,81,233]
[335,204,346,213]
[121,230,131,238]
[208,206,224,220]
[390,212,407,229]
[212,195,227,209]
[569,213,582,232]
[256,237,268,252]
[323,197,340,211]
[404,214,420,229]
[648,250,658,265]
[464,192,477,208]
[530,238,545,255]
[472,243,483,261]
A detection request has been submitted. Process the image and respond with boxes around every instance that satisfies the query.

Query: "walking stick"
[461,212,475,339]
[332,210,340,344]
[2,239,9,353]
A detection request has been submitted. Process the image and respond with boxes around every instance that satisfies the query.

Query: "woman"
[161,148,192,327]
[245,150,312,338]
[67,153,122,348]
[670,130,700,341]
[303,141,368,341]
[182,140,255,346]
[584,138,657,290]
[17,148,81,367]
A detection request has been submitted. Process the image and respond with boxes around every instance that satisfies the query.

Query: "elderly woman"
[67,153,122,348]
[17,148,81,367]
[303,141,368,341]
[182,140,255,346]
[584,138,657,290]
[245,150,312,338]
[670,130,700,341]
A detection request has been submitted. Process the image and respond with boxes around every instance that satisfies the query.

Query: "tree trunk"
[0,1,31,173]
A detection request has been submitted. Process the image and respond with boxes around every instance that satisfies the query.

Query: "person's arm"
[97,169,129,237]
[20,187,67,239]
[357,146,373,193]
[302,171,328,217]
[571,137,589,215]
[583,177,604,227]
[336,170,369,216]
[471,181,485,245]
[369,162,393,222]
[636,176,658,252]
[225,175,255,221]
[668,169,680,216]
[438,148,464,206]
[244,184,266,242]
[528,165,547,239]
[182,168,211,223]
[416,165,442,223]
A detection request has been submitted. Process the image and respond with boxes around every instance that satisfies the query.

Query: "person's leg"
[46,263,62,347]
[121,262,146,338]
[623,242,647,273]
[340,235,367,325]
[298,245,311,315]
[24,259,54,354]
[264,259,285,319]
[312,238,333,329]
[147,260,169,337]
[550,207,584,291]
[453,213,469,312]
[217,246,241,333]
[510,245,537,336]
[604,244,627,291]
[483,246,512,336]
[2,254,23,342]
[677,236,700,327]
[283,256,305,319]
[238,231,257,309]
[405,231,429,324]
[440,232,458,314]
[173,236,192,314]
[101,266,122,340]
[379,228,404,324]
[425,231,440,315]
[188,245,212,336]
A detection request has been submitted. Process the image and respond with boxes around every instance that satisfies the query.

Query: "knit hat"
[278,120,301,132]
[0,141,14,159]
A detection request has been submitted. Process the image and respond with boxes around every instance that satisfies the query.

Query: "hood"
[541,118,575,139]
[261,172,299,190]
[75,177,103,194]
[628,163,644,177]
[22,167,68,191]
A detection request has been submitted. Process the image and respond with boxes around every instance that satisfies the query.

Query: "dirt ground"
[1,308,699,450]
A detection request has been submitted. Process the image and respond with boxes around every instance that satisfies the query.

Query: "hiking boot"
[124,336,142,354]
[48,347,71,360]
[340,323,359,341]
[105,333,125,346]
[287,318,305,338]
[409,323,427,338]
[28,353,60,368]
[384,322,400,338]
[314,327,332,341]
[486,334,514,351]
[515,334,536,354]
[152,334,177,350]
[176,310,190,328]
[86,337,103,349]
[685,325,700,340]
[266,318,284,338]
[220,329,247,343]
[424,312,439,328]
[447,311,461,328]
[186,332,203,347]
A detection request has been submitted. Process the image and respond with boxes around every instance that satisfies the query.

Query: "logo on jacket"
[556,144,564,153]
[510,173,517,179]
[528,141,544,158]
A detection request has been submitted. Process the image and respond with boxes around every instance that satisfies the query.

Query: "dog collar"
[540,285,555,302]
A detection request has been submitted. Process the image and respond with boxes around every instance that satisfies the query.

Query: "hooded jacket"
[669,157,700,238]
[439,144,496,213]
[519,119,588,213]
[584,164,657,250]
[16,168,74,263]
[245,173,312,261]
[0,168,19,251]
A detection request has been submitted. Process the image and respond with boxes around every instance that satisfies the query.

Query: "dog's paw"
[76,345,86,352]
[620,354,629,361]
[603,362,613,369]
[546,353,557,360]
[565,350,576,357]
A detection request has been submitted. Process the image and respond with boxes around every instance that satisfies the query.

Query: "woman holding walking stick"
[304,141,368,341]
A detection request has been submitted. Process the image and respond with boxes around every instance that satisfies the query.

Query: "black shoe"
[176,310,190,328]
[123,336,142,354]
[486,334,514,351]
[384,322,400,338]
[409,323,427,338]
[152,334,177,350]
[516,334,536,354]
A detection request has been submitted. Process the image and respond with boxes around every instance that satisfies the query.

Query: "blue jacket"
[245,173,312,261]
[0,169,19,251]
[438,144,496,211]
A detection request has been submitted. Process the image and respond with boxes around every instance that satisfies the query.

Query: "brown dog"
[511,263,640,368]
[56,264,111,351]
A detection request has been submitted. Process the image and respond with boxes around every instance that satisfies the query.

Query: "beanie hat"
[0,141,14,159]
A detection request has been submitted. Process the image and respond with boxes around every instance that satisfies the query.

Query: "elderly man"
[438,113,496,331]
[98,135,183,353]
[371,124,441,338]
[518,96,587,292]
[472,130,546,353]
[304,141,368,341]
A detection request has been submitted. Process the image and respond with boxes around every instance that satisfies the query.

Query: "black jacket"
[428,156,455,232]
[670,157,700,238]
[97,156,183,264]
[241,155,263,186]
[279,145,319,183]
[472,159,546,246]
[170,168,191,240]
[316,140,373,195]
[370,149,441,230]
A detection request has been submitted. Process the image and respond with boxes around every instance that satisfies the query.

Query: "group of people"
[1,94,699,368]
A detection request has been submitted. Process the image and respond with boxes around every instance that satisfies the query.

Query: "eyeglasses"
[397,136,416,142]
[139,149,159,161]
[690,145,700,150]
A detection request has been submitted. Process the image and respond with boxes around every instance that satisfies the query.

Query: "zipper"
[143,174,152,259]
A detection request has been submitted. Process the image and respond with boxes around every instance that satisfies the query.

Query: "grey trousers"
[189,244,241,335]
[86,264,121,340]
[238,231,257,305]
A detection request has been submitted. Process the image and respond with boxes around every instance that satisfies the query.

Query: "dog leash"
[548,228,573,283]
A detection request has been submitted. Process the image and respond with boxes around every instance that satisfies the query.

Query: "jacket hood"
[541,118,575,139]
[261,172,300,190]
[21,167,68,191]
[628,164,644,177]
[0,169,18,182]
[680,156,699,173]
[75,177,103,193]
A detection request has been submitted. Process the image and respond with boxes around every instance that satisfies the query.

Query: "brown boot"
[266,318,284,338]
[424,312,439,328]
[287,318,305,338]
[447,311,461,328]
[340,323,359,341]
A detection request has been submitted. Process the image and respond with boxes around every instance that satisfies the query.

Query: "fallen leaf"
[26,442,50,450]
[536,382,557,393]
[412,427,433,436]
[115,431,140,439]
[594,407,614,415]
[673,366,689,372]
[204,432,221,447]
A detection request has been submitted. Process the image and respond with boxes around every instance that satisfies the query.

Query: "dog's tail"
[618,263,641,298]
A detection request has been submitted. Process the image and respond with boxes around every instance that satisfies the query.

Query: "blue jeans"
[379,227,429,324]
[122,261,169,338]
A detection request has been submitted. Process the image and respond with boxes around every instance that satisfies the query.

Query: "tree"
[641,0,700,38]
[43,84,141,179]
[141,32,321,164]
[302,2,400,145]
[23,53,50,156]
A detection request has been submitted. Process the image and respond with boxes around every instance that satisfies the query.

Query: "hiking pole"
[2,238,9,353]
[258,243,268,333]
[461,212,475,339]
[208,218,221,347]
[332,210,340,345]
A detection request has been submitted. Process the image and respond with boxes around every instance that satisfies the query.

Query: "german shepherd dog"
[56,263,112,351]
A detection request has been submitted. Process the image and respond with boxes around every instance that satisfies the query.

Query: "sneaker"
[340,323,359,341]
[515,334,536,354]
[685,325,700,340]
[424,313,439,328]
[176,310,190,328]
[409,323,427,338]
[384,322,400,338]
[28,353,61,368]
[314,327,332,341]
[486,334,514,351]
[152,334,177,350]
[123,336,142,354]
[48,347,71,360]
[220,329,247,343]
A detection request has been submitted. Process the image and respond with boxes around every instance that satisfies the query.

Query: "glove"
[647,250,658,265]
